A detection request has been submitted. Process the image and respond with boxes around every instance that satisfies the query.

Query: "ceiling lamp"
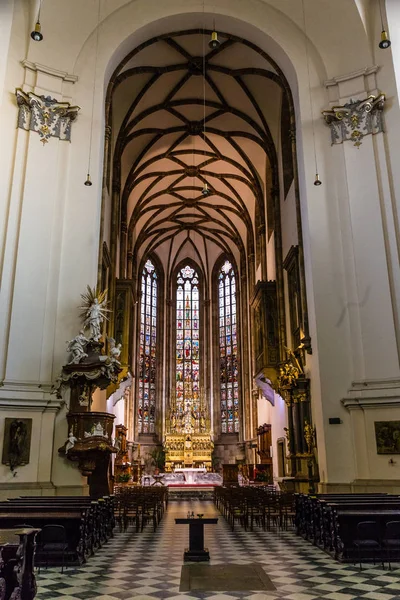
[302,0,322,187]
[85,0,101,186]
[379,30,391,49]
[208,31,220,50]
[31,0,43,41]
[202,182,211,196]
[378,0,391,49]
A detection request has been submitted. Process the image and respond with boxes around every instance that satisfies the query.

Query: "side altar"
[164,392,213,472]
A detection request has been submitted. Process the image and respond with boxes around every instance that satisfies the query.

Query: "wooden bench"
[295,493,400,562]
[0,528,39,600]
[0,496,115,567]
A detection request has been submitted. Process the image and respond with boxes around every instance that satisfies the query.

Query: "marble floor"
[36,500,400,600]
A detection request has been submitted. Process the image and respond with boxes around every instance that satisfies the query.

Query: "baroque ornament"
[16,89,80,144]
[322,93,385,148]
[53,287,121,401]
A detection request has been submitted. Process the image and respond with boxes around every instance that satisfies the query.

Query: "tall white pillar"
[323,67,400,490]
[0,60,87,496]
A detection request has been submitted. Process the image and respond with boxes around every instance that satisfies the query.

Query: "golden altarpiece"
[164,390,213,471]
[163,264,214,470]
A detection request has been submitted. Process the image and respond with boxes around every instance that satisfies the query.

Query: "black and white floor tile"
[35,500,400,600]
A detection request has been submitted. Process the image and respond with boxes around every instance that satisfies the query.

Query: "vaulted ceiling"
[110,29,289,284]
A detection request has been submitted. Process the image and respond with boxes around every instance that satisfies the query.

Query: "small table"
[152,474,164,486]
[175,517,218,561]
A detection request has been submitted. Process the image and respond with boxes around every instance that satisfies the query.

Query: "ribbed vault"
[109,28,292,284]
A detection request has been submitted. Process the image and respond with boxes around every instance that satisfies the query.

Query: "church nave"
[35,500,400,600]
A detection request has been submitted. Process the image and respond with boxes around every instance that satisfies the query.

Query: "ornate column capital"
[322,94,385,148]
[15,89,80,145]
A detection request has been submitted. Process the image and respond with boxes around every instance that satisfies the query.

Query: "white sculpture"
[86,299,102,341]
[79,286,110,342]
[66,330,88,364]
[93,422,105,436]
[65,429,77,453]
[109,338,122,364]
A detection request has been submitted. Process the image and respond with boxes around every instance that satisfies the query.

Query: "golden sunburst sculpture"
[79,286,111,341]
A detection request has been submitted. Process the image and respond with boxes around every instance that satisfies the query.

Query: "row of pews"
[114,485,168,532]
[0,495,115,567]
[295,493,400,562]
[215,486,295,531]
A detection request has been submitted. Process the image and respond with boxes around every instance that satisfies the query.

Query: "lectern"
[175,517,218,561]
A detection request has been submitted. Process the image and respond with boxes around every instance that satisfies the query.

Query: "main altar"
[164,391,213,472]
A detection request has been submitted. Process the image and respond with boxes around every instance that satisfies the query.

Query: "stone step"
[168,487,215,501]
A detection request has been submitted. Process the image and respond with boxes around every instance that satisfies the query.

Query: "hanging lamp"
[84,0,101,186]
[208,30,220,49]
[202,182,211,196]
[201,8,212,198]
[31,0,43,41]
[302,0,322,187]
[378,0,391,49]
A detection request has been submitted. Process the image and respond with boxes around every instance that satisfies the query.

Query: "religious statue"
[93,422,105,437]
[67,330,88,364]
[78,385,90,407]
[283,426,291,449]
[108,337,122,363]
[65,429,77,453]
[79,286,110,342]
[200,412,206,433]
[304,421,315,455]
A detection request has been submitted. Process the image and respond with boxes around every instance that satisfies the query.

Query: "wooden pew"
[295,493,400,562]
[0,528,39,600]
[0,496,115,566]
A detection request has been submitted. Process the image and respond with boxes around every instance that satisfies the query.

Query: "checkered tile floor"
[35,500,400,600]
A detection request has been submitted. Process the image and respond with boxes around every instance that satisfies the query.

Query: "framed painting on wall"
[375,421,400,454]
[1,418,32,471]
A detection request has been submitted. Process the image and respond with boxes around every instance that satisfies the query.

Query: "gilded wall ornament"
[15,89,80,144]
[322,94,385,148]
[304,420,315,455]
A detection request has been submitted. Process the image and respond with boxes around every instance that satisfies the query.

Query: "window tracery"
[176,265,200,431]
[138,259,157,433]
[219,260,239,433]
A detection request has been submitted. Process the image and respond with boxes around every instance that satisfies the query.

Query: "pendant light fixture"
[31,0,43,41]
[202,6,212,198]
[209,20,220,49]
[302,0,322,187]
[85,0,101,187]
[378,0,391,49]
[202,182,211,196]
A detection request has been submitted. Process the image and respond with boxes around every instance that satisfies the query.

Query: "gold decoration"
[164,433,213,471]
[322,93,385,148]
[278,362,300,389]
[304,420,315,455]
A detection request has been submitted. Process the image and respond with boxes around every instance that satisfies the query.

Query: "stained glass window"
[138,259,157,433]
[219,260,239,433]
[176,265,200,431]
